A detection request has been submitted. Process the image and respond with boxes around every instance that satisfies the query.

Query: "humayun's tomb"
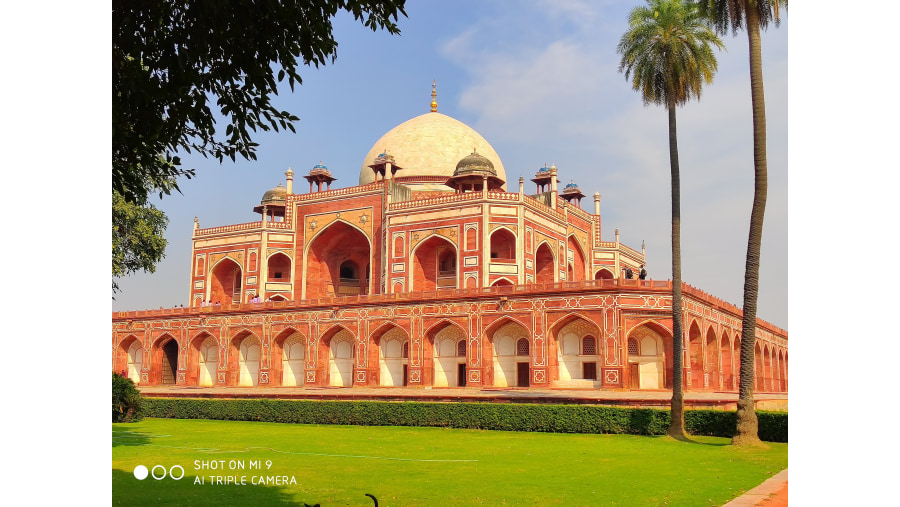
[112,87,787,394]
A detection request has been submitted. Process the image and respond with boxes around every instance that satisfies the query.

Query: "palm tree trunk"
[666,99,686,439]
[733,4,767,447]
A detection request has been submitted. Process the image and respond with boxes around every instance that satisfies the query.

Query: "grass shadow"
[112,425,154,448]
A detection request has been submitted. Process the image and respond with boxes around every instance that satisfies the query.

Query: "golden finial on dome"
[430,80,438,112]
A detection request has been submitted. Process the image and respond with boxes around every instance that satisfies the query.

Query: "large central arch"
[305,221,371,298]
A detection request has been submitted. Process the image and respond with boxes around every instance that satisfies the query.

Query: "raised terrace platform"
[139,385,788,412]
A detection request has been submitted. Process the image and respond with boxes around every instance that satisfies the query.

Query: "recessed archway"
[272,328,306,387]
[114,335,143,383]
[321,326,355,387]
[151,334,179,385]
[228,331,261,387]
[567,236,585,282]
[706,327,718,389]
[626,323,670,389]
[489,228,516,262]
[487,320,529,387]
[534,242,555,284]
[429,323,468,387]
[305,221,371,298]
[187,333,218,387]
[688,321,703,389]
[551,315,602,386]
[411,235,457,291]
[594,268,614,280]
[267,252,292,282]
[720,332,734,391]
[210,258,243,304]
[372,325,410,387]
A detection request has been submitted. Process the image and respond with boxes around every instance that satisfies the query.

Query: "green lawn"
[113,418,787,506]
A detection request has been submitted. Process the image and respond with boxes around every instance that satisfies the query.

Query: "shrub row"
[143,398,787,442]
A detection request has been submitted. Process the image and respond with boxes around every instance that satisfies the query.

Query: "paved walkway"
[724,469,788,506]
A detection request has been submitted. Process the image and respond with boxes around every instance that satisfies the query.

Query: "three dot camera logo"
[133,464,185,481]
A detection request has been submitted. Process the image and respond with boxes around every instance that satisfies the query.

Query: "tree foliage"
[694,0,786,447]
[112,190,169,293]
[618,0,723,108]
[113,371,144,423]
[112,0,408,204]
[618,0,723,440]
[696,0,785,35]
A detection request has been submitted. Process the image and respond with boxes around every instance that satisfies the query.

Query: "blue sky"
[111,0,789,329]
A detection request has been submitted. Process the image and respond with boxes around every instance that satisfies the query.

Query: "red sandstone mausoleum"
[112,87,787,393]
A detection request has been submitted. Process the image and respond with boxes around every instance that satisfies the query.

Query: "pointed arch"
[626,323,671,390]
[115,334,144,383]
[485,318,529,387]
[228,330,260,387]
[370,324,410,386]
[594,268,615,280]
[720,331,734,391]
[320,325,355,387]
[491,277,515,287]
[410,234,458,291]
[150,333,179,385]
[425,320,468,387]
[304,220,372,299]
[267,252,292,282]
[566,235,586,282]
[489,227,517,262]
[754,341,764,391]
[186,331,218,387]
[705,327,718,389]
[688,320,703,389]
[550,314,602,384]
[210,257,243,304]
[272,327,307,387]
[534,241,555,284]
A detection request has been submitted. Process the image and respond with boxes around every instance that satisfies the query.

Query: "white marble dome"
[359,112,506,190]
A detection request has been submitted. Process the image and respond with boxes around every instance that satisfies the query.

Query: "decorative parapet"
[523,194,565,221]
[566,204,593,223]
[113,279,786,340]
[194,221,263,237]
[595,240,643,263]
[388,191,481,211]
[288,182,383,203]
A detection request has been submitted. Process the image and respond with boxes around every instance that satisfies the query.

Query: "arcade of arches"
[113,292,787,393]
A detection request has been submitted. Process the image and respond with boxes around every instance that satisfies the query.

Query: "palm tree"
[617,0,723,440]
[697,0,787,447]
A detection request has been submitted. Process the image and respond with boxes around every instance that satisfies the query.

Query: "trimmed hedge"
[143,398,787,442]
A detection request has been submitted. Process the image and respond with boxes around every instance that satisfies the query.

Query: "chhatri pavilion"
[112,85,788,393]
